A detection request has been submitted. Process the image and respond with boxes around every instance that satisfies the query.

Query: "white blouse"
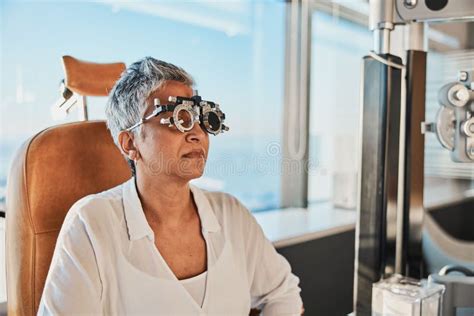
[38,178,303,315]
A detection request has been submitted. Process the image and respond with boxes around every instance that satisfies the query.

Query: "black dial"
[425,0,448,11]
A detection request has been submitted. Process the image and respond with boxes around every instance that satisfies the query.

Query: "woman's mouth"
[182,150,205,159]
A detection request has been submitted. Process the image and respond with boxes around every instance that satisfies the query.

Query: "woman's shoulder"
[194,187,265,250]
[62,182,125,231]
[73,183,122,212]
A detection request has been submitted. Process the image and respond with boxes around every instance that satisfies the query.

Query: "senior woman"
[39,57,303,315]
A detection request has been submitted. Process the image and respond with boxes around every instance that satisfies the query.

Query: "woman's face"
[135,81,209,182]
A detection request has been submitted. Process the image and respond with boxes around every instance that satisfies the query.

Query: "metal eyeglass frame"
[124,95,229,135]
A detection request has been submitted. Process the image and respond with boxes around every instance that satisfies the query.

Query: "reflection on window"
[0,1,286,212]
[308,11,371,208]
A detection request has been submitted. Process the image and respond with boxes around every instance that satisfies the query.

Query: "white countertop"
[253,202,357,248]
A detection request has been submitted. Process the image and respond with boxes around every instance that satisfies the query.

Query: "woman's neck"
[135,174,196,228]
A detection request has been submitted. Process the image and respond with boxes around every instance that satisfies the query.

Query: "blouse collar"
[122,178,221,242]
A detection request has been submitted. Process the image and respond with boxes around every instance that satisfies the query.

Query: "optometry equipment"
[125,93,229,135]
[424,70,474,162]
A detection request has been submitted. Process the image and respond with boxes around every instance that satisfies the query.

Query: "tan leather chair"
[6,56,131,316]
[6,121,132,315]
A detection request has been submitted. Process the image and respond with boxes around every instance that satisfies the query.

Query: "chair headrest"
[62,55,126,97]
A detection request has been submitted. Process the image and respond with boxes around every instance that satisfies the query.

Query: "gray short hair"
[105,57,195,175]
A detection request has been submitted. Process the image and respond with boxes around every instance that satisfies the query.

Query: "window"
[308,9,372,208]
[0,0,287,213]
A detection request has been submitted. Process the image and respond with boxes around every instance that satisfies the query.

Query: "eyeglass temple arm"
[124,106,164,132]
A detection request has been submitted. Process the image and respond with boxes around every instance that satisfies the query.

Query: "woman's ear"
[118,131,140,162]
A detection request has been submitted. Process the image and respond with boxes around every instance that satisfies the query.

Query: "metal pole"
[369,0,395,54]
[374,27,392,54]
[281,0,311,208]
[404,22,427,52]
[78,95,89,121]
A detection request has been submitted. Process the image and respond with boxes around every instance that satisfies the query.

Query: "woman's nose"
[185,123,206,143]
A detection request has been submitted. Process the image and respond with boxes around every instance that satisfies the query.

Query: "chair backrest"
[6,121,132,315]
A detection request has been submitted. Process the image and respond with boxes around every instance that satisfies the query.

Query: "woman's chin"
[178,167,205,181]
[177,158,206,177]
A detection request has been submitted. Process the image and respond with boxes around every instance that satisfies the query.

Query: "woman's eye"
[177,110,193,129]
